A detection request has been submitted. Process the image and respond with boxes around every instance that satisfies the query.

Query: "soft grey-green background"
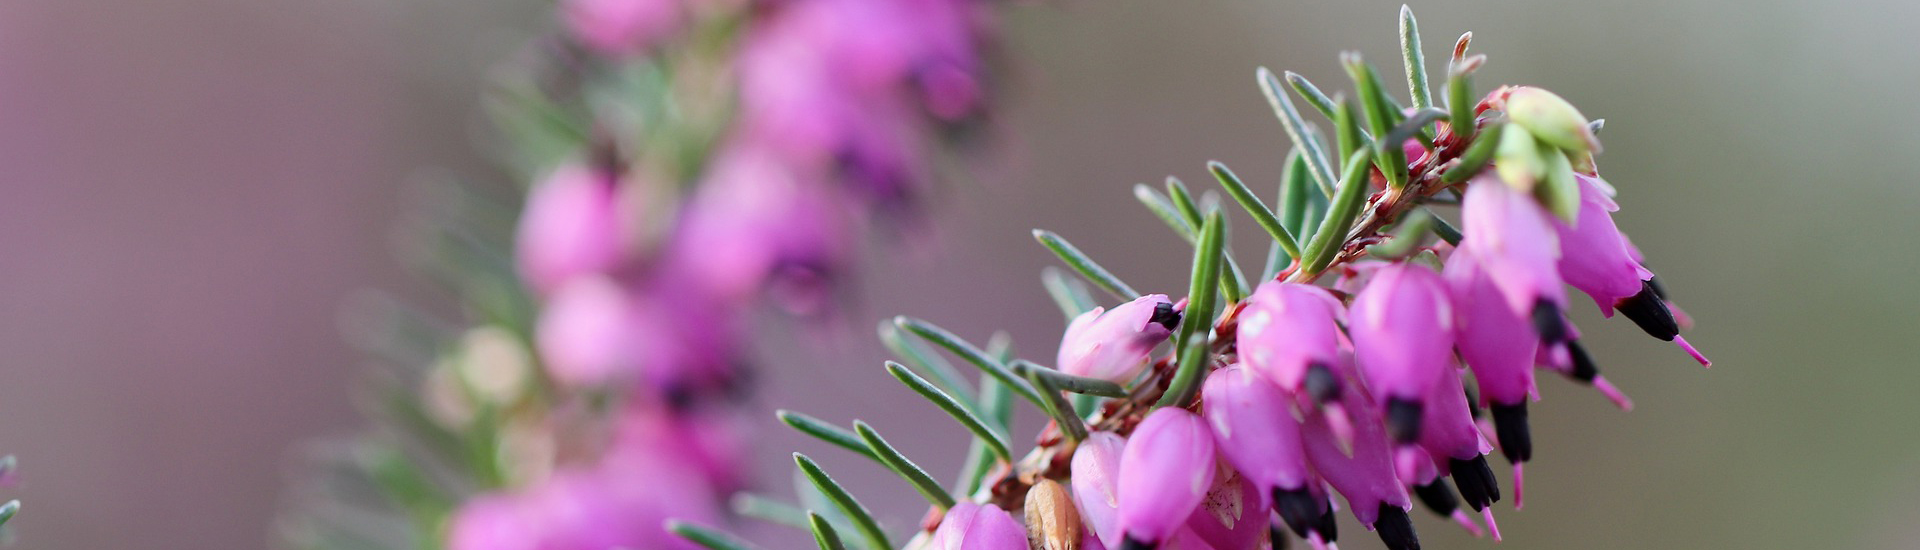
[0,0,1908,548]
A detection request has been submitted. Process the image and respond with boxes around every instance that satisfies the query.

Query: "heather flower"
[1117,408,1216,549]
[732,8,1712,550]
[1057,294,1180,383]
[1348,262,1455,443]
[931,502,1030,550]
[1300,357,1420,550]
[515,164,625,296]
[1236,282,1345,402]
[1070,431,1127,549]
[1554,173,1711,366]
[1200,366,1332,542]
[563,0,683,56]
[1460,174,1572,350]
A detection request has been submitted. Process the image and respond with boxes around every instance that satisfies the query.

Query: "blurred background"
[0,0,1912,548]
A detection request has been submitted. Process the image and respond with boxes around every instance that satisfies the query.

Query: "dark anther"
[1373,503,1422,550]
[1150,302,1182,331]
[1385,397,1423,444]
[1531,299,1569,345]
[1304,362,1342,404]
[1119,535,1157,550]
[1567,340,1600,383]
[1271,524,1291,550]
[1449,455,1502,511]
[1616,281,1680,341]
[1490,402,1533,463]
[1412,478,1460,517]
[1315,506,1340,542]
[1274,487,1323,539]
[1646,274,1670,300]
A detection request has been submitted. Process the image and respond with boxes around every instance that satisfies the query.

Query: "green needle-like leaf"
[893,317,1044,408]
[732,493,811,530]
[1160,211,1225,408]
[1259,67,1338,198]
[1400,5,1433,110]
[668,520,763,550]
[1136,184,1199,237]
[1266,150,1314,279]
[794,453,891,550]
[1335,98,1366,170]
[1447,56,1482,144]
[1010,359,1129,397]
[0,499,18,528]
[809,513,847,550]
[878,321,974,400]
[1166,177,1205,229]
[1364,208,1436,259]
[1019,367,1090,443]
[1442,119,1503,183]
[1042,266,1099,321]
[1284,71,1340,122]
[1343,53,1410,189]
[1428,208,1464,245]
[1208,161,1301,261]
[853,421,957,510]
[885,362,1014,463]
[1033,230,1140,300]
[778,410,881,463]
[1384,108,1449,152]
[1300,149,1378,278]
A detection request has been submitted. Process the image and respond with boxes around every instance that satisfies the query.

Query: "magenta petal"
[1446,254,1538,406]
[1461,176,1566,316]
[1072,431,1127,549]
[1057,294,1175,383]
[1118,408,1217,543]
[1348,263,1455,404]
[516,165,624,296]
[1237,282,1345,394]
[536,277,638,387]
[1554,174,1650,314]
[1201,366,1312,494]
[930,502,1028,550]
[1183,470,1272,550]
[1300,359,1411,527]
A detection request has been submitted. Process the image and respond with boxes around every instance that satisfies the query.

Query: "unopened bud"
[1505,87,1601,153]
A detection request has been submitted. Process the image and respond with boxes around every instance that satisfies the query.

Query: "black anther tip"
[1412,478,1460,516]
[1304,362,1342,405]
[1531,299,1569,345]
[1120,535,1156,550]
[1616,281,1680,341]
[1490,402,1532,463]
[1386,397,1424,444]
[1150,302,1181,331]
[1567,340,1599,383]
[1374,503,1422,550]
[1274,487,1323,539]
[1448,455,1501,510]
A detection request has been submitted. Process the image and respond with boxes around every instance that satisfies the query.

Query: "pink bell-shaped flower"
[1199,366,1333,542]
[1072,431,1128,549]
[1460,176,1572,348]
[1300,358,1420,550]
[1348,262,1455,444]
[930,502,1030,550]
[1556,174,1710,366]
[1182,467,1274,550]
[535,276,638,388]
[1236,282,1346,402]
[1118,408,1216,549]
[1445,253,1538,508]
[1058,295,1179,383]
[516,164,625,296]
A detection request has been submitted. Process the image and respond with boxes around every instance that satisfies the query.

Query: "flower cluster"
[737,7,1708,550]
[282,0,1016,548]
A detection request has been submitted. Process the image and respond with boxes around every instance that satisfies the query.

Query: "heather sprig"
[717,6,1709,550]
